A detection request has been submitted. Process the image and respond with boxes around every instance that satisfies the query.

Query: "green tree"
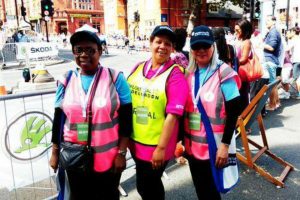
[187,0,243,34]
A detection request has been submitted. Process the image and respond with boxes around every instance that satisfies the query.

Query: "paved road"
[119,98,300,200]
[0,47,150,91]
[1,47,299,200]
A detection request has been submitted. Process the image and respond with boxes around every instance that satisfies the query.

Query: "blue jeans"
[293,62,300,80]
[264,61,278,83]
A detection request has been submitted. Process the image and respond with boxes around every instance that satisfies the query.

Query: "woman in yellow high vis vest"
[127,25,188,200]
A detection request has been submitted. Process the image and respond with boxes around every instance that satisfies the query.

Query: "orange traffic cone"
[0,84,7,95]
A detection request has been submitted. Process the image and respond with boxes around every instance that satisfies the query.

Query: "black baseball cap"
[190,25,214,50]
[151,25,176,42]
[70,30,102,47]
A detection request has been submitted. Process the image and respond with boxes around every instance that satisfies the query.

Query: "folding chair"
[236,80,294,187]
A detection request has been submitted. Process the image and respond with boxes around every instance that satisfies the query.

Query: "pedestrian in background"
[234,19,253,112]
[49,28,132,200]
[250,29,270,117]
[288,27,300,98]
[17,30,29,42]
[127,25,188,200]
[171,28,189,68]
[184,25,241,200]
[263,16,282,110]
[212,27,236,68]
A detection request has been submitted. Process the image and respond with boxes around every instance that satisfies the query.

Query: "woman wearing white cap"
[127,25,188,200]
[184,25,241,199]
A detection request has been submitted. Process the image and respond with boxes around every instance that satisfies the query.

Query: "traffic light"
[21,6,26,16]
[134,11,140,22]
[41,0,54,17]
[254,0,261,18]
[243,0,251,14]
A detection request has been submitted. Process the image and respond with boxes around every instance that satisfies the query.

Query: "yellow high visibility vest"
[127,62,182,145]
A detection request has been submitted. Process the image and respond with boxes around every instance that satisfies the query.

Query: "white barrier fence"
[0,42,59,70]
[0,90,57,199]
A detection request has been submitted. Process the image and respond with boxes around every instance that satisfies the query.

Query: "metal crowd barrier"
[0,89,57,200]
[0,43,62,70]
[0,89,138,199]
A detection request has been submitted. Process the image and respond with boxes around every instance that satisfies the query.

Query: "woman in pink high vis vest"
[184,25,241,199]
[49,27,132,200]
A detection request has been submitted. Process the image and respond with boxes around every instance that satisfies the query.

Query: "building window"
[79,20,86,27]
[93,22,101,33]
[182,0,188,8]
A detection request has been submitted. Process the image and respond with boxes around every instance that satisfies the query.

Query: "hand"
[113,154,126,173]
[151,147,166,170]
[49,151,59,173]
[215,143,229,169]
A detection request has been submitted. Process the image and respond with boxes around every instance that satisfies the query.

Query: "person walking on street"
[49,28,132,200]
[263,16,282,110]
[184,25,241,200]
[288,27,300,98]
[234,19,253,112]
[127,25,188,200]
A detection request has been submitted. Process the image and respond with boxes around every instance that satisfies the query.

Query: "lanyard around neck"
[77,67,99,118]
[141,60,165,103]
[192,65,210,109]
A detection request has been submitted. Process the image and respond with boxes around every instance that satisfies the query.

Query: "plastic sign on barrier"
[16,42,59,60]
[0,94,55,190]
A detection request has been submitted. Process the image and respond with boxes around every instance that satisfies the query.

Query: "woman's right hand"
[49,145,59,173]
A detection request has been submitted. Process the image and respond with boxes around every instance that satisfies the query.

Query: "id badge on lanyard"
[77,123,89,141]
[190,66,210,131]
[136,60,164,125]
[76,68,99,141]
[78,70,97,118]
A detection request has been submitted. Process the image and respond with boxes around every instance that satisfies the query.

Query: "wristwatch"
[118,149,127,157]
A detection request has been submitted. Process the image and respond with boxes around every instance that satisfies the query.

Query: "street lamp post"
[14,0,19,27]
[286,0,290,31]
[1,0,6,22]
[272,0,276,16]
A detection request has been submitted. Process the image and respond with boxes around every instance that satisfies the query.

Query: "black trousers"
[66,169,121,200]
[186,155,221,200]
[250,78,270,115]
[239,81,250,113]
[133,157,168,200]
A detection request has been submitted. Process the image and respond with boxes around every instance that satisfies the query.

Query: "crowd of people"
[49,16,299,200]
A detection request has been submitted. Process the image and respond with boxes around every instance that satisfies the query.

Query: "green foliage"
[193,0,244,7]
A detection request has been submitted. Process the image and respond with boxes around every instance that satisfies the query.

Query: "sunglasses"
[191,43,212,50]
[73,46,100,56]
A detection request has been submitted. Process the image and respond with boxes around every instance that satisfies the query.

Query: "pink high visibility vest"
[62,67,120,172]
[184,63,241,160]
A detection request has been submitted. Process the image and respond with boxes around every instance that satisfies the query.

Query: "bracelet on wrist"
[118,149,127,157]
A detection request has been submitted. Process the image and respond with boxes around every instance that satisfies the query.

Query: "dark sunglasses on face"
[73,46,99,56]
[191,43,212,50]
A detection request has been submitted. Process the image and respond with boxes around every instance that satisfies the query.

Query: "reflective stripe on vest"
[127,62,181,145]
[66,117,119,131]
[184,63,240,160]
[62,67,120,172]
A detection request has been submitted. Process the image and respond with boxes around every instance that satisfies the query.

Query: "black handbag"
[59,68,102,172]
[59,141,93,172]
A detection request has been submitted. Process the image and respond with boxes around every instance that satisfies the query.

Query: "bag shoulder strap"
[58,70,73,144]
[86,67,103,147]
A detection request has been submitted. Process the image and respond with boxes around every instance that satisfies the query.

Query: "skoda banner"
[16,42,58,60]
[0,94,55,190]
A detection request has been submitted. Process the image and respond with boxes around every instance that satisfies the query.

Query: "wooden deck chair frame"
[236,80,294,187]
